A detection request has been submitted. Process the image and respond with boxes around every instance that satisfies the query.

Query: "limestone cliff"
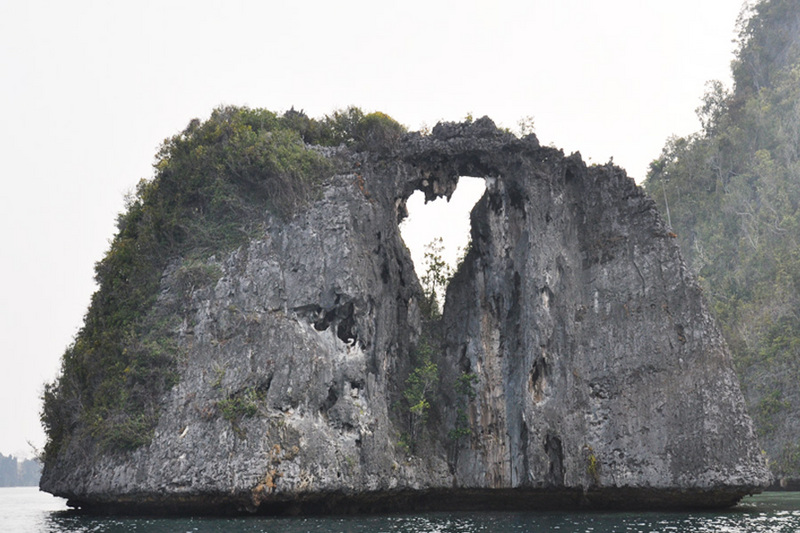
[41,116,770,513]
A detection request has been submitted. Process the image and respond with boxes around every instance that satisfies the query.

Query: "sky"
[0,0,746,458]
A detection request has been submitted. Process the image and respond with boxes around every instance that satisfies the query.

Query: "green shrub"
[402,339,439,452]
[92,411,154,452]
[455,372,478,399]
[775,442,800,476]
[353,112,406,151]
[175,260,223,301]
[447,408,472,441]
[277,106,406,151]
[448,373,478,445]
[754,390,790,436]
[218,387,261,421]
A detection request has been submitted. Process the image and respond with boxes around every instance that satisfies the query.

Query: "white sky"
[0,0,745,457]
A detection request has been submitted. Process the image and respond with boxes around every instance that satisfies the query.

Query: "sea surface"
[3,487,800,533]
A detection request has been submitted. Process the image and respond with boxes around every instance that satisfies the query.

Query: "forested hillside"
[643,0,800,478]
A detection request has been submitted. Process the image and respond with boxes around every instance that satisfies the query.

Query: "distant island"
[0,453,40,487]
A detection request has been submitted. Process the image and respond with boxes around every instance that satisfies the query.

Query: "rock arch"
[41,117,769,514]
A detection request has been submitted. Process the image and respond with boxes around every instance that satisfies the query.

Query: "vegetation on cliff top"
[41,106,405,459]
[643,0,800,476]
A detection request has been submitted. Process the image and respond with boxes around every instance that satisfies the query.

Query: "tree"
[419,237,452,319]
[403,339,439,452]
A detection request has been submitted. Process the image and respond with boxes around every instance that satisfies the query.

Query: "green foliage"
[455,372,478,399]
[447,408,472,441]
[175,260,223,301]
[316,107,369,146]
[210,365,226,390]
[91,411,155,452]
[354,112,406,151]
[42,105,407,459]
[218,387,261,422]
[586,448,600,484]
[419,237,453,319]
[282,106,406,151]
[776,441,800,475]
[448,372,478,443]
[402,338,439,452]
[396,432,413,454]
[151,106,333,232]
[754,390,790,436]
[396,236,455,452]
[732,0,800,98]
[642,0,800,474]
[216,386,264,440]
[404,346,439,421]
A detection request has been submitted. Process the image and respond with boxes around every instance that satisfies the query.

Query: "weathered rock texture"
[41,118,770,513]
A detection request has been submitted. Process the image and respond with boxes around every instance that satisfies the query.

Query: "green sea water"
[3,487,800,533]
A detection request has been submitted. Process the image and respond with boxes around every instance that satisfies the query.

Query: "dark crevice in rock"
[306,299,360,347]
[507,180,529,212]
[395,257,407,287]
[380,261,391,284]
[335,302,357,345]
[256,375,272,395]
[520,418,530,486]
[313,307,336,331]
[675,323,687,344]
[320,386,338,414]
[530,357,547,403]
[545,434,565,488]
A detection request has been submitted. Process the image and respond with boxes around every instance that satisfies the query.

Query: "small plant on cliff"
[585,445,600,485]
[402,339,439,452]
[218,387,261,421]
[455,372,478,399]
[448,373,478,449]
[447,408,472,442]
[517,115,536,137]
[217,386,265,439]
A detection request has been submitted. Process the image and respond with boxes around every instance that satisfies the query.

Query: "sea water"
[3,486,800,533]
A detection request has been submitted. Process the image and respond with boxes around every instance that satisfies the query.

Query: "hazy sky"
[0,0,746,457]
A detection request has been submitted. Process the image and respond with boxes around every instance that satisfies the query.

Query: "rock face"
[41,118,770,513]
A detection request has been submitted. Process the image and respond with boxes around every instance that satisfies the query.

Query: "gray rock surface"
[41,118,770,513]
